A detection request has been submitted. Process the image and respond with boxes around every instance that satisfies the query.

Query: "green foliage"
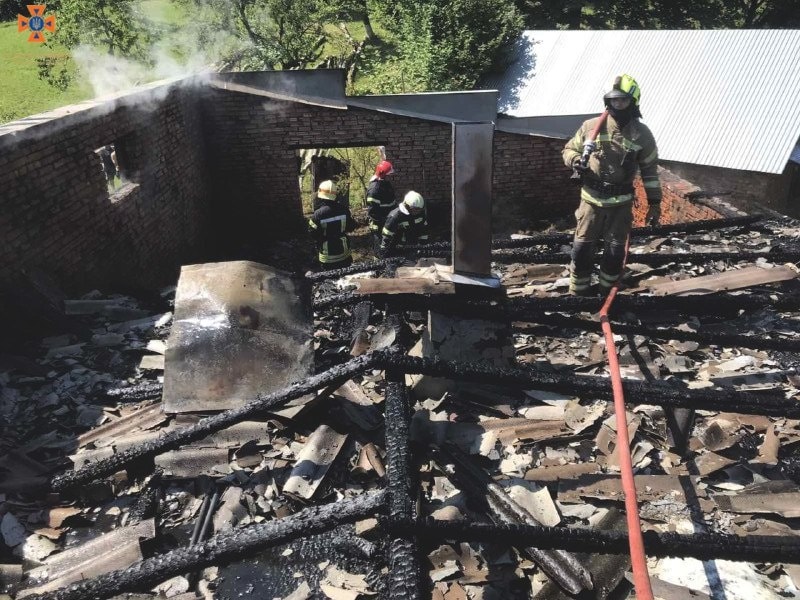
[48,0,155,60]
[0,0,26,21]
[365,0,523,92]
[329,146,383,209]
[513,0,800,29]
[0,21,90,123]
[179,0,329,70]
[36,56,72,90]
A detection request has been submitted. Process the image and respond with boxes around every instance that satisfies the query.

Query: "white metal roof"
[485,30,800,174]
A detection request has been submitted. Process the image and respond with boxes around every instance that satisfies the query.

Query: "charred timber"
[25,491,387,600]
[393,215,762,253]
[51,352,383,491]
[384,375,421,599]
[433,445,592,594]
[313,290,800,317]
[102,382,163,403]
[504,291,800,317]
[396,519,800,564]
[491,247,800,266]
[305,258,404,282]
[516,313,800,352]
[388,354,800,417]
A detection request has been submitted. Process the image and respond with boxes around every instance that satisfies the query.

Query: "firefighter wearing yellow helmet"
[563,73,661,296]
[307,180,357,270]
[379,191,428,257]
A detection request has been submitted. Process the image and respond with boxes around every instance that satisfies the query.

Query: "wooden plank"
[283,424,348,499]
[643,264,797,296]
[355,278,455,295]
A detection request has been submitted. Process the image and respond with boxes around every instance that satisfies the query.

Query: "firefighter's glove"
[646,203,661,227]
[571,157,590,174]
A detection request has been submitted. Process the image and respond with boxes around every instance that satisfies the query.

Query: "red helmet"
[375,160,394,178]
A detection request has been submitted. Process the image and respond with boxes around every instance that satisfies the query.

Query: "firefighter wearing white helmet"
[379,190,428,257]
[308,180,357,270]
[563,73,661,296]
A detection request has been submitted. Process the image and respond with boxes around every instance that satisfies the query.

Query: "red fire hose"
[598,238,654,600]
[571,110,609,179]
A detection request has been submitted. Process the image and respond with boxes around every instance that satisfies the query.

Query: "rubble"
[4,217,800,599]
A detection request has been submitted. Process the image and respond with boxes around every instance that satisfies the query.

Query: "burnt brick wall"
[631,168,745,225]
[199,91,452,245]
[661,159,797,217]
[201,93,752,244]
[492,132,577,232]
[0,84,212,295]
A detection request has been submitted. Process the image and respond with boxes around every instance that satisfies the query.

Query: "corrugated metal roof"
[484,30,800,174]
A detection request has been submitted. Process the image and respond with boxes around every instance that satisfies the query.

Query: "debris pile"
[2,216,800,599]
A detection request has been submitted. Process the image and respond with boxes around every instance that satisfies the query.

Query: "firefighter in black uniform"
[366,160,396,254]
[379,191,428,257]
[308,180,357,270]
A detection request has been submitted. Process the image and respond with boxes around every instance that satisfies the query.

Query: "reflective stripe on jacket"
[380,207,428,253]
[308,200,356,264]
[366,178,396,230]
[563,115,661,208]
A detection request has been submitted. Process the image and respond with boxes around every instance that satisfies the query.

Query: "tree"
[34,0,156,92]
[181,0,330,70]
[512,0,800,29]
[323,0,379,42]
[47,0,155,61]
[0,0,26,20]
[365,0,523,92]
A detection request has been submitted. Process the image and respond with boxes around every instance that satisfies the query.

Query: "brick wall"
[0,78,754,306]
[0,84,212,295]
[631,168,746,225]
[199,91,452,244]
[660,159,797,217]
[492,132,577,232]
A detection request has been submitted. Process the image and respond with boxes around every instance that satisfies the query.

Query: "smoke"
[71,39,216,100]
[69,1,244,101]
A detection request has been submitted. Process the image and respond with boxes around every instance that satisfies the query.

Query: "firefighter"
[307,180,357,270]
[379,191,428,257]
[563,73,661,296]
[366,160,396,254]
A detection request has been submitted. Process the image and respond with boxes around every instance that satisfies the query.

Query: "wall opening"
[298,146,385,216]
[94,133,138,202]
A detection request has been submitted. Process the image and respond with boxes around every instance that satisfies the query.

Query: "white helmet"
[400,190,424,214]
[317,180,337,200]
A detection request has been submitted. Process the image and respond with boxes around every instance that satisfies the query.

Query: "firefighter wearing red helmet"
[366,160,397,254]
[563,73,661,296]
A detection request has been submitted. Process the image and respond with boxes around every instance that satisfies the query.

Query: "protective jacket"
[366,179,396,231]
[563,115,661,207]
[380,206,428,255]
[308,200,357,264]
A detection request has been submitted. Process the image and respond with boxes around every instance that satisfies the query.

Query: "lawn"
[0,0,187,125]
[0,2,392,126]
[0,21,91,124]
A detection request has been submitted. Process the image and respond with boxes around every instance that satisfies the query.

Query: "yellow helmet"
[604,74,641,107]
[317,180,337,200]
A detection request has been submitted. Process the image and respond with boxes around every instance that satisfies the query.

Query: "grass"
[0,21,91,124]
[0,0,188,125]
[0,3,398,124]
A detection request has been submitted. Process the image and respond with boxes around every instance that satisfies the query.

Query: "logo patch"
[18,5,56,43]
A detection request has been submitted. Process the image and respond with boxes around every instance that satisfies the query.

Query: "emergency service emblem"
[18,5,56,43]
